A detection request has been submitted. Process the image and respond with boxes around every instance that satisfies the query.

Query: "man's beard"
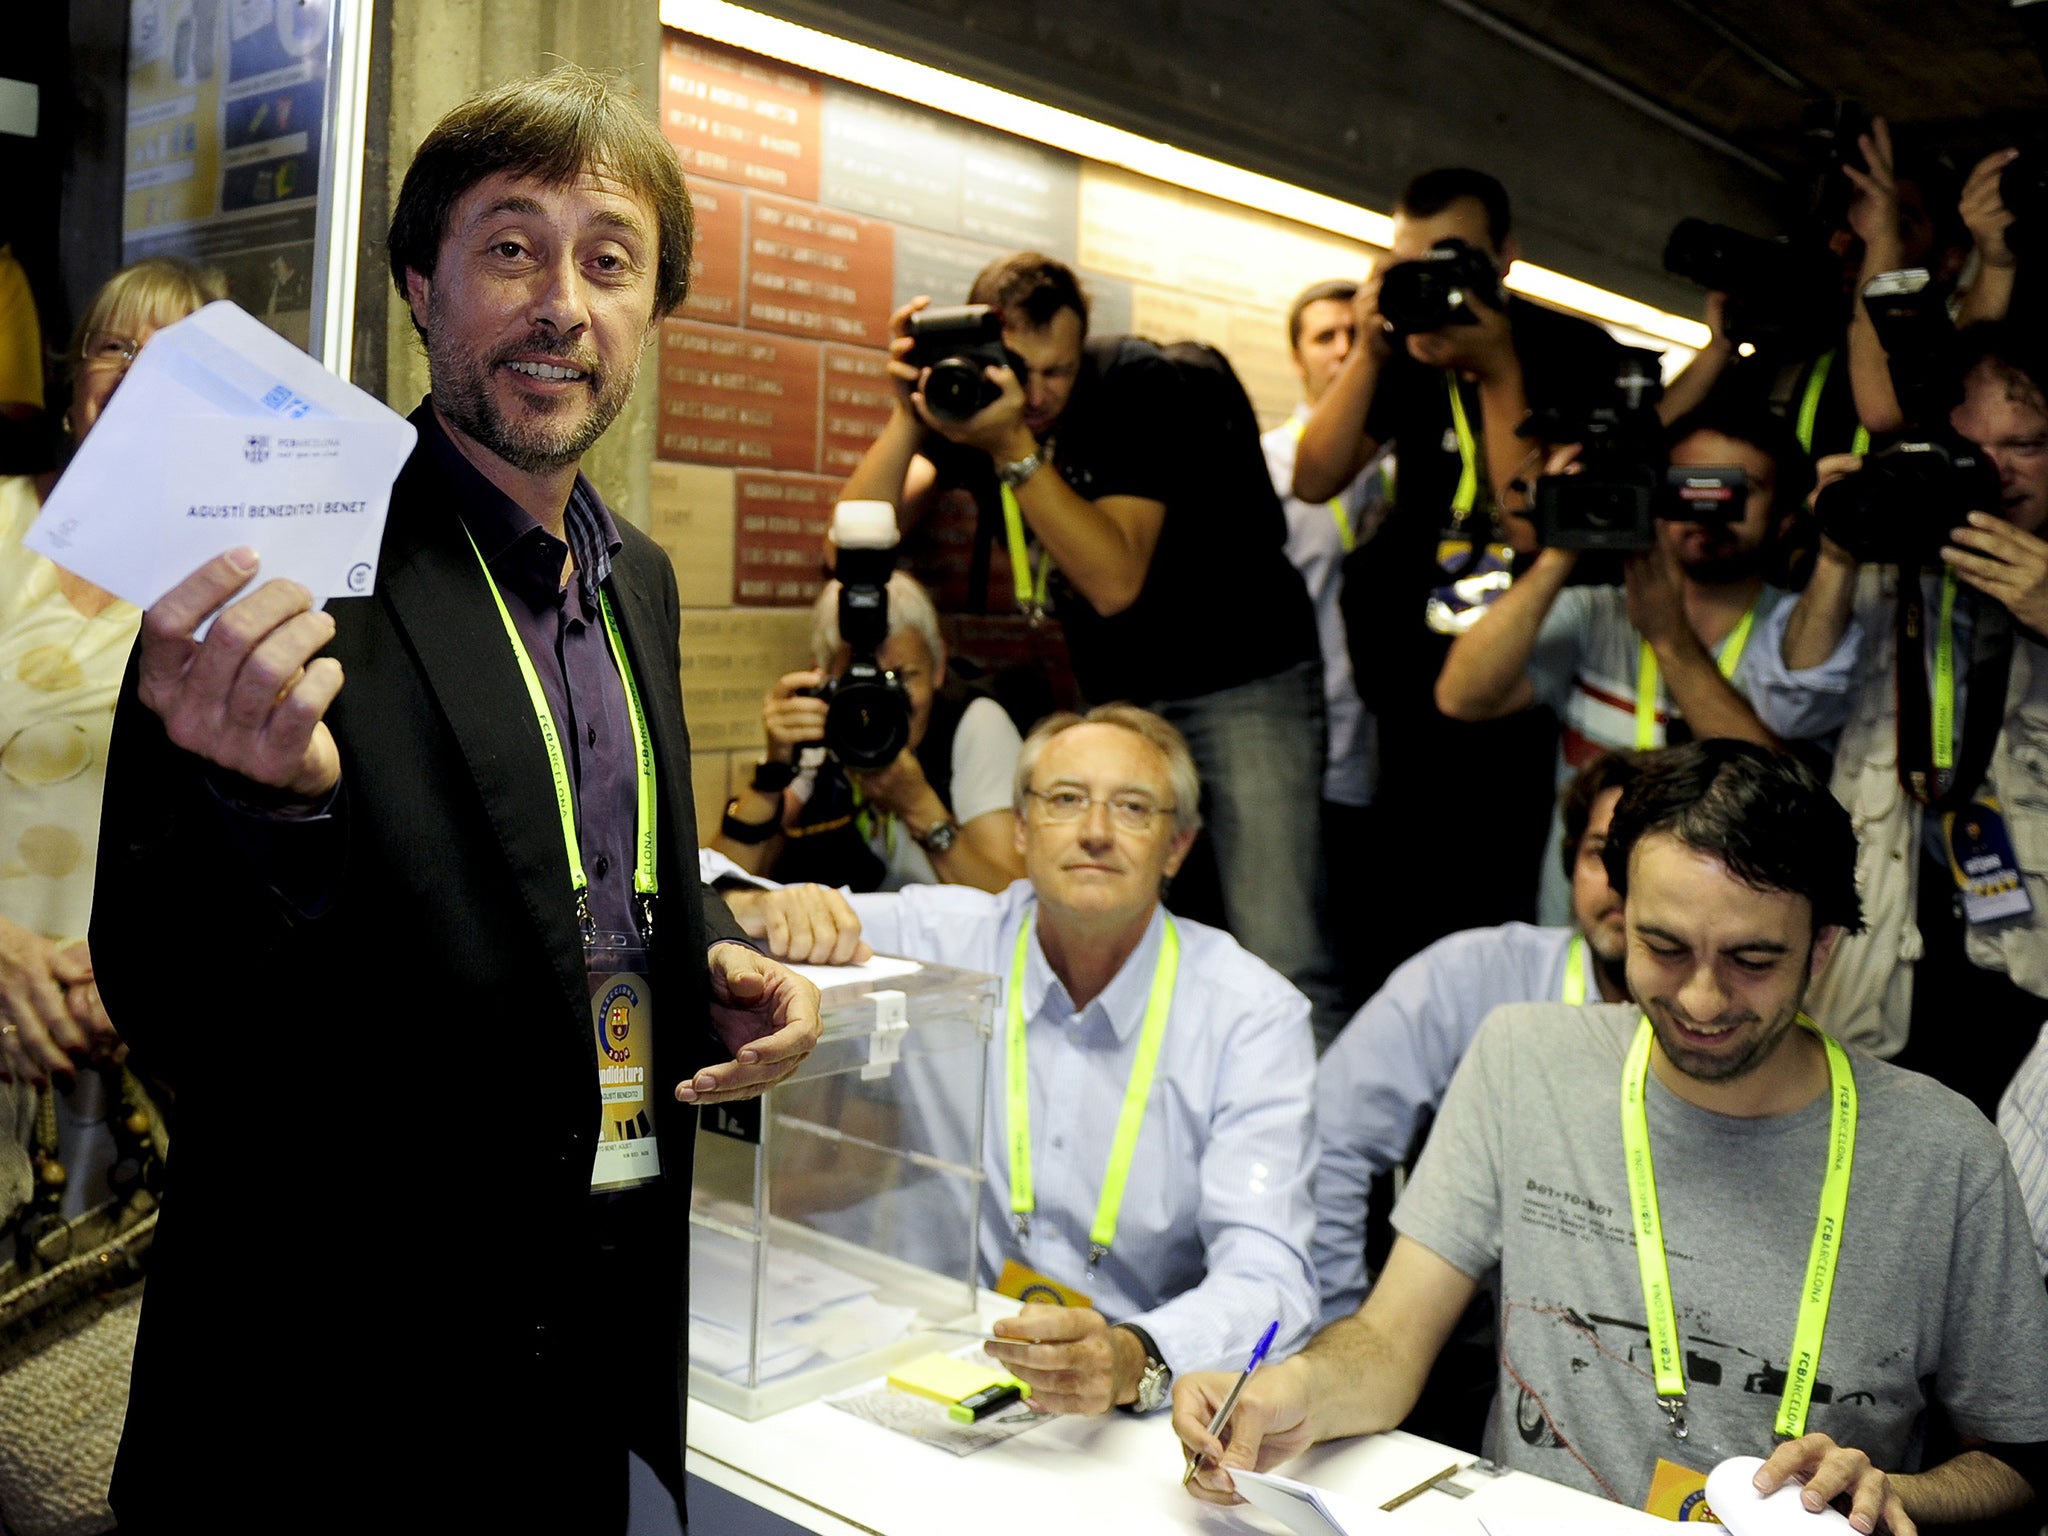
[1639,992,1803,1083]
[426,300,641,474]
[1679,540,1766,586]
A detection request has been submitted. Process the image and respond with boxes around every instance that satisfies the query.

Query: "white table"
[681,1299,1669,1536]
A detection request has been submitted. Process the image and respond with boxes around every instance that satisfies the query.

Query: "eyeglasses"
[1023,788,1175,831]
[80,332,143,369]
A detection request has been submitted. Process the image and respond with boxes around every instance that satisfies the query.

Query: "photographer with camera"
[1435,395,1807,921]
[712,563,1026,895]
[1748,321,2048,1114]
[1299,169,1626,952]
[838,252,1344,1041]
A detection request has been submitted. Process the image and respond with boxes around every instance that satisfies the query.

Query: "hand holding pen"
[1181,1320,1279,1488]
[1171,1330,1321,1506]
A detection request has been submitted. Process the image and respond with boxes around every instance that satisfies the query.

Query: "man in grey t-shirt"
[1176,741,2048,1532]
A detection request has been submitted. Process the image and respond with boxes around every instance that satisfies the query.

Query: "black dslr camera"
[805,502,911,770]
[905,305,1027,423]
[1813,269,2000,565]
[1524,349,1745,552]
[1377,239,1504,339]
[1662,218,1843,354]
[2000,145,2048,259]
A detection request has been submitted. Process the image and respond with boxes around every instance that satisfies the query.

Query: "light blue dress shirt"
[1998,1021,2048,1280]
[1315,922,1576,1322]
[847,879,1320,1376]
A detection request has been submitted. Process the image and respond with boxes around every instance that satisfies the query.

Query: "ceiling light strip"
[662,0,1710,352]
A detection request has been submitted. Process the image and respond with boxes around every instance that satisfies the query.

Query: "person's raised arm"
[1623,543,1778,748]
[1957,149,2020,328]
[1435,544,1576,720]
[917,368,1163,617]
[1844,117,1909,439]
[1779,454,1864,671]
[1658,293,1736,424]
[837,297,942,535]
[1294,265,1392,503]
[1173,1235,1479,1504]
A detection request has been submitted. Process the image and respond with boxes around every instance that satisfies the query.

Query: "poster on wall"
[123,0,363,363]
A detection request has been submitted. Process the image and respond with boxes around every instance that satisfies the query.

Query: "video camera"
[1812,269,2000,565]
[805,501,911,770]
[1523,348,1748,551]
[1377,239,1504,339]
[905,305,1027,423]
[1662,218,1843,354]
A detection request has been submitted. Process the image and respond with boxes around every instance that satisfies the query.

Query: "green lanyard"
[1445,375,1481,518]
[1633,600,1759,750]
[464,529,659,939]
[1933,567,1959,773]
[1620,1014,1856,1442]
[1006,909,1180,1272]
[1286,414,1358,553]
[1794,350,1873,459]
[998,484,1054,614]
[1561,934,1589,1005]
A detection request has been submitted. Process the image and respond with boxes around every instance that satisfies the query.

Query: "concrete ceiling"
[1464,0,2045,187]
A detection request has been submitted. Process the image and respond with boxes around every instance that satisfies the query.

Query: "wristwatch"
[912,817,960,856]
[996,448,1045,488]
[1115,1323,1171,1414]
[720,798,781,845]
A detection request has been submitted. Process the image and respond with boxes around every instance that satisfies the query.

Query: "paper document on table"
[1231,1469,1398,1536]
[688,1227,879,1332]
[28,301,415,612]
[788,955,924,992]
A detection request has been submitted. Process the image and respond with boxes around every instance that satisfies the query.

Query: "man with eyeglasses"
[841,703,1319,1417]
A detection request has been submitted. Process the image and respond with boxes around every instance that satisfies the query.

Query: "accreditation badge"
[588,934,659,1191]
[1946,797,2035,926]
[1424,539,1516,635]
[1645,1457,1723,1523]
[993,1258,1091,1310]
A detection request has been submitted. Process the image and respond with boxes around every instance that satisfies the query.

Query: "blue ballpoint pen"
[1182,1319,1279,1487]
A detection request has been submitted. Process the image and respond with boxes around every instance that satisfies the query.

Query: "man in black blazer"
[90,68,819,1530]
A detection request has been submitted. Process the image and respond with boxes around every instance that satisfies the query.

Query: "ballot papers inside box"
[27,301,415,613]
[689,956,996,1420]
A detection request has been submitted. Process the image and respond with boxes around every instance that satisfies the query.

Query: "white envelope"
[27,301,416,612]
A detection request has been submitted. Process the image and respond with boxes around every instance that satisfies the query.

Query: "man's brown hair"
[968,252,1087,335]
[387,65,693,334]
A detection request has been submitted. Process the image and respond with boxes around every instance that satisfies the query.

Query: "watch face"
[1135,1361,1171,1413]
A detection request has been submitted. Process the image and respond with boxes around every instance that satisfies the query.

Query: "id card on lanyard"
[1005,909,1179,1281]
[466,530,664,1191]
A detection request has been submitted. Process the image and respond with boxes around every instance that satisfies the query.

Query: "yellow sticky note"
[886,1353,1022,1407]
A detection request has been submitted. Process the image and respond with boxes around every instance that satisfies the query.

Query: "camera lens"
[923,357,994,423]
[825,674,911,770]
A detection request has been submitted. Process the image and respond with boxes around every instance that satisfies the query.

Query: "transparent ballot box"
[688,957,996,1419]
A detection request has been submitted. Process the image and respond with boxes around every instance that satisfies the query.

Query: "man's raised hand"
[137,548,343,800]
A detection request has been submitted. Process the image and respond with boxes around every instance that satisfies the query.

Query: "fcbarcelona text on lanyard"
[463,528,660,942]
[1633,602,1759,751]
[1007,910,1179,1276]
[1620,1015,1855,1442]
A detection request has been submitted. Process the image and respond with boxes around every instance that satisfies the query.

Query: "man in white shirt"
[847,704,1319,1416]
[1262,280,1395,1022]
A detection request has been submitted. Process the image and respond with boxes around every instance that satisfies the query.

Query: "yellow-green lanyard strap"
[1286,415,1357,553]
[1006,909,1181,1270]
[1794,350,1872,459]
[1445,375,1480,518]
[1634,601,1759,751]
[1933,567,1958,773]
[1620,1015,1856,1441]
[464,529,659,936]
[998,484,1054,613]
[1561,934,1589,1005]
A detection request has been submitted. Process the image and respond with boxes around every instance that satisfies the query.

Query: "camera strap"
[1632,599,1759,750]
[1793,350,1872,459]
[1895,568,2015,810]
[999,484,1054,619]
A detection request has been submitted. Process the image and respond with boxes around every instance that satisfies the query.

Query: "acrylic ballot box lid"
[688,955,997,1420]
